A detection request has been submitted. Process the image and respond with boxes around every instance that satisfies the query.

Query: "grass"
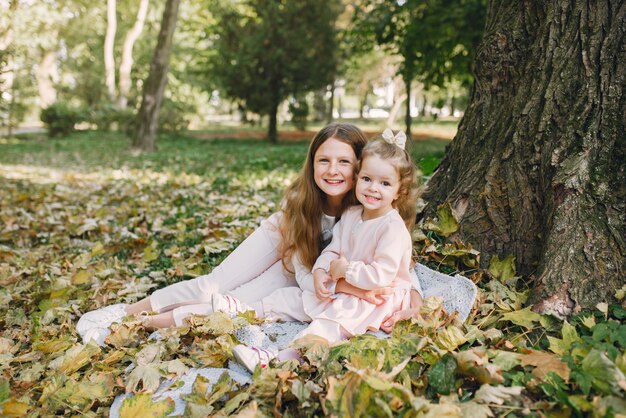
[1,126,450,176]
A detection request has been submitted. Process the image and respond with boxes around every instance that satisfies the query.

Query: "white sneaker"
[232,344,277,373]
[212,293,254,317]
[76,303,128,346]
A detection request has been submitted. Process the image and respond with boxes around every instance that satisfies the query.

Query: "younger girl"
[214,129,420,371]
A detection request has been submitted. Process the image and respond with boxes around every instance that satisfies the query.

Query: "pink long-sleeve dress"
[298,206,413,339]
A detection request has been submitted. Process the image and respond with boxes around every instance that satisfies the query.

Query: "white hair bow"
[382,128,407,150]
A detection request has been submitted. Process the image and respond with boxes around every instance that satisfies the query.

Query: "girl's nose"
[328,162,339,174]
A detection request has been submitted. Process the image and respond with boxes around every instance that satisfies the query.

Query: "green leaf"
[500,306,542,330]
[547,321,581,355]
[0,377,9,403]
[427,354,457,395]
[581,349,626,396]
[119,393,174,418]
[488,254,516,282]
[491,350,521,372]
[423,202,459,237]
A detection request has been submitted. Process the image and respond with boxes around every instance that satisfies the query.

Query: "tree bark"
[36,49,58,108]
[421,1,625,316]
[118,0,149,109]
[404,74,412,138]
[104,0,117,103]
[327,81,335,123]
[133,0,180,151]
[267,93,279,144]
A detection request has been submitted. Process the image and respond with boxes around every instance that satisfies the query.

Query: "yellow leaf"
[0,398,30,417]
[455,348,504,385]
[143,244,159,262]
[488,255,516,282]
[520,349,570,381]
[500,306,542,330]
[435,325,467,351]
[49,344,101,374]
[71,269,91,285]
[119,393,174,418]
[90,241,105,257]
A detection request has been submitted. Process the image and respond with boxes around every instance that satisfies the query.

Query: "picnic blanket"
[110,264,477,417]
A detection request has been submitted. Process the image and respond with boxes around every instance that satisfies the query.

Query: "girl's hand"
[329,256,348,280]
[380,308,421,333]
[361,287,393,305]
[381,289,423,333]
[313,269,333,300]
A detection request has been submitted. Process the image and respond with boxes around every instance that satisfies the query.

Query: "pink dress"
[300,206,413,339]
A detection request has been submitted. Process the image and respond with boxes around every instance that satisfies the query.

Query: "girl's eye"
[362,176,370,181]
[383,181,391,186]
[318,158,329,163]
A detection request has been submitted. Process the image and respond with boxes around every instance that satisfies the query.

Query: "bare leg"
[126,298,153,315]
[141,311,176,329]
[277,348,302,362]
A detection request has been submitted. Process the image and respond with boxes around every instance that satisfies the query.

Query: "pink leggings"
[149,212,298,326]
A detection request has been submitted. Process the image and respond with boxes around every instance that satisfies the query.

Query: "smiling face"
[313,137,357,213]
[355,155,401,220]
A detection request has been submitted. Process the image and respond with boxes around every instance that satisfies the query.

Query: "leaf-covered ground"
[1,131,624,417]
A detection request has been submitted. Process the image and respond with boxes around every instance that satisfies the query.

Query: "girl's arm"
[335,279,393,305]
[312,219,344,274]
[344,220,412,290]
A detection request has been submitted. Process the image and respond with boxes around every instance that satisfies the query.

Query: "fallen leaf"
[474,384,523,405]
[520,349,570,381]
[500,306,542,330]
[126,364,162,393]
[119,393,174,418]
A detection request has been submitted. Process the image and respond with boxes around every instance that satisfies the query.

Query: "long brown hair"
[279,123,368,271]
[359,137,420,231]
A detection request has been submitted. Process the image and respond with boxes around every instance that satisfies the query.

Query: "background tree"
[133,0,180,151]
[421,1,625,315]
[352,0,485,135]
[209,0,342,143]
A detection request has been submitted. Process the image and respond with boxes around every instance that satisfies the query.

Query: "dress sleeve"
[345,220,411,290]
[293,252,316,293]
[312,218,344,273]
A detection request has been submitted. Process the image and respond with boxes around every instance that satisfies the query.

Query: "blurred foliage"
[40,102,85,137]
[206,0,342,140]
[351,0,487,89]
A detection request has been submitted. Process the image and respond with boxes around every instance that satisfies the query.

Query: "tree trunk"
[36,49,58,108]
[118,0,149,109]
[104,0,117,103]
[327,82,335,123]
[267,97,278,144]
[404,75,412,138]
[421,1,625,316]
[133,0,180,151]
